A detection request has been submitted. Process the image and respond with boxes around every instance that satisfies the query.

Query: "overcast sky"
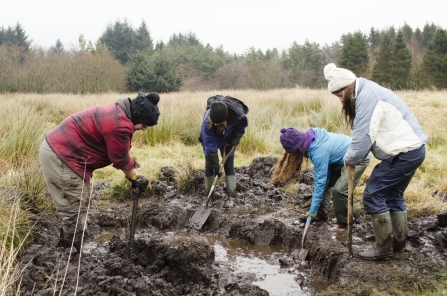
[3,0,447,55]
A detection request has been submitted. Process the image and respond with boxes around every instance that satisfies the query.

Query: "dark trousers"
[363,145,425,214]
[204,145,235,176]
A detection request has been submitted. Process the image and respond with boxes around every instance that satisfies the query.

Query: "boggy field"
[18,157,447,295]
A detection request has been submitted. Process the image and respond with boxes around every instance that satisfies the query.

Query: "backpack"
[206,95,249,120]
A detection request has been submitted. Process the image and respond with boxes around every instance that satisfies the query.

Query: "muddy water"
[90,228,329,295]
[213,241,303,295]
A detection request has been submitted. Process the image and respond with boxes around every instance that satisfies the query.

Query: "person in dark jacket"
[199,95,248,207]
[39,92,160,251]
[324,63,427,260]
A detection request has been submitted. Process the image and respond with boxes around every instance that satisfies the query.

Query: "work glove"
[306,211,316,218]
[207,152,222,178]
[127,173,149,191]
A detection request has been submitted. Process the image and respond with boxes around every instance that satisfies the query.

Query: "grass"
[1,88,447,294]
[0,186,31,296]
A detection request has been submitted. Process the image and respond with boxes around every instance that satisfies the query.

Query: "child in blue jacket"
[271,127,369,230]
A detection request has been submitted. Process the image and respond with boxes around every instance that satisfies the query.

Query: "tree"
[338,31,369,77]
[0,23,31,50]
[418,29,447,89]
[391,30,412,89]
[322,41,341,65]
[168,31,201,47]
[422,23,438,48]
[371,33,394,86]
[126,51,183,93]
[133,20,154,53]
[367,27,381,76]
[99,19,154,64]
[401,23,413,44]
[49,39,64,54]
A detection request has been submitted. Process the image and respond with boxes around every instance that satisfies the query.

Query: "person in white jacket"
[324,63,427,260]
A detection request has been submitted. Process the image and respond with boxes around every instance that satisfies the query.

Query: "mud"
[18,157,447,295]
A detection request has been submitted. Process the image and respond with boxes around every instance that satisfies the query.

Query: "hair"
[271,150,305,185]
[206,116,227,133]
[333,82,356,129]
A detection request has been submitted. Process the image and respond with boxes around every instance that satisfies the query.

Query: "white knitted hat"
[324,63,356,93]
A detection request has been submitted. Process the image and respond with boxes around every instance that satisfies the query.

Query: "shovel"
[297,216,312,260]
[347,165,355,256]
[189,146,236,230]
[128,187,143,259]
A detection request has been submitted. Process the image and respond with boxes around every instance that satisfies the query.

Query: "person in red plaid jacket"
[39,92,160,251]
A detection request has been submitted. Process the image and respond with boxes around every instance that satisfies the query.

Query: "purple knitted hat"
[280,127,306,153]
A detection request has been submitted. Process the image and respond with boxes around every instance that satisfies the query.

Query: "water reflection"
[213,238,304,296]
[92,229,306,295]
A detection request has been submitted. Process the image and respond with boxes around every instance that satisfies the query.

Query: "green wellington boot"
[205,176,215,200]
[390,211,408,253]
[224,175,236,207]
[358,211,393,260]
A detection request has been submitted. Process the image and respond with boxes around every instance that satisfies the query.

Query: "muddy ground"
[18,157,447,295]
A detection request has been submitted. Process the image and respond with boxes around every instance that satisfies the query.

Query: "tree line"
[0,20,446,94]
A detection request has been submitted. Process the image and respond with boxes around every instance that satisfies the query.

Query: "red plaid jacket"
[45,102,139,183]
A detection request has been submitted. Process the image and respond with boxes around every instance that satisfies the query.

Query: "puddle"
[212,239,304,295]
[93,228,119,243]
[90,228,326,295]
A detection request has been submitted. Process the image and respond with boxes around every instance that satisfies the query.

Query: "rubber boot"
[224,175,236,208]
[205,176,215,201]
[58,229,82,253]
[390,211,408,253]
[358,212,393,260]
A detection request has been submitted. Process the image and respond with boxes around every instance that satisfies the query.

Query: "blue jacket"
[308,128,369,213]
[200,108,248,155]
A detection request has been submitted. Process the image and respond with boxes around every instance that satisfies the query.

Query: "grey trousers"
[39,139,90,236]
[319,159,369,224]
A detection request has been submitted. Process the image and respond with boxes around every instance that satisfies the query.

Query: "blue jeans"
[363,145,425,214]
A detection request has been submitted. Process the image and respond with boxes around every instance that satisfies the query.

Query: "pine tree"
[391,30,412,89]
[338,31,369,77]
[133,21,154,53]
[99,19,154,64]
[368,27,381,64]
[372,33,394,86]
[0,23,30,49]
[422,23,438,48]
[418,29,447,89]
[126,51,183,92]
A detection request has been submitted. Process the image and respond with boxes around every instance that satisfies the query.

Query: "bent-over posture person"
[271,127,369,230]
[324,63,427,260]
[39,92,160,251]
[199,95,248,207]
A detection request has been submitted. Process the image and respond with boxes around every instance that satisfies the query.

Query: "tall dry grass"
[0,183,31,296]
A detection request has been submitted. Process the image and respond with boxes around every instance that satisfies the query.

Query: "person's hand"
[306,211,316,218]
[230,130,244,147]
[207,152,221,178]
[127,173,149,191]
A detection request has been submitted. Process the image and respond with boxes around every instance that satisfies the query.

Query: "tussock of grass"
[174,154,202,193]
[0,187,31,295]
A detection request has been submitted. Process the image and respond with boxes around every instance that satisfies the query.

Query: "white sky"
[2,0,447,55]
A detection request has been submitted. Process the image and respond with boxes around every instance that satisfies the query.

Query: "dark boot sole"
[357,253,393,260]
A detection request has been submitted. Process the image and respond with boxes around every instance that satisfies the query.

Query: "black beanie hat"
[209,101,228,124]
[130,92,161,127]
